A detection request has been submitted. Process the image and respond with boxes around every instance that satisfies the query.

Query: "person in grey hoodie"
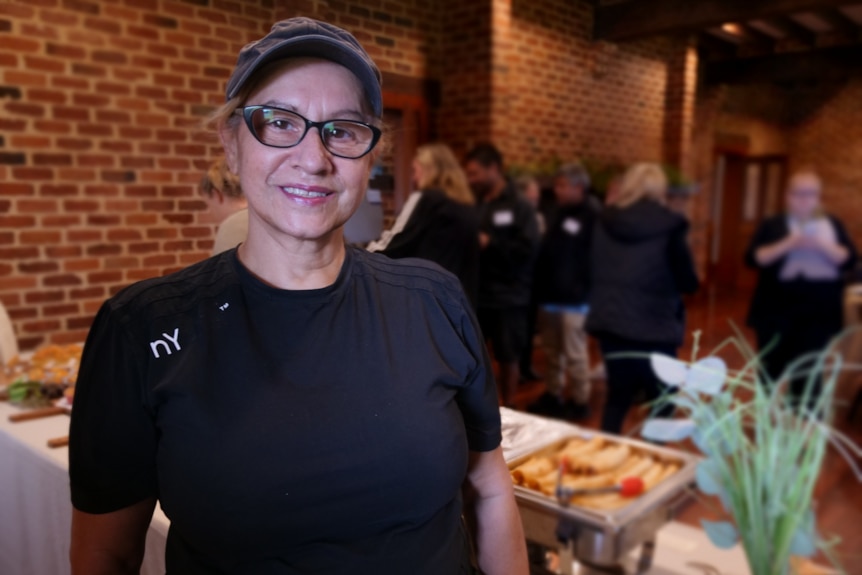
[586,163,699,434]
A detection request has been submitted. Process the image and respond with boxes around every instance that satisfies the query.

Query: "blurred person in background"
[746,169,857,403]
[368,142,480,306]
[514,174,544,382]
[465,144,541,408]
[586,163,699,434]
[529,163,598,420]
[200,156,248,255]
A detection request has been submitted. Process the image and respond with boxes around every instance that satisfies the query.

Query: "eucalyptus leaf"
[701,520,738,549]
[685,356,727,396]
[670,392,700,413]
[789,510,817,557]
[650,353,687,385]
[641,418,695,442]
[691,429,712,456]
[695,459,723,496]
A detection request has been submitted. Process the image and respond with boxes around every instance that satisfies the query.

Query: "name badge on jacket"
[563,218,581,235]
[493,210,514,227]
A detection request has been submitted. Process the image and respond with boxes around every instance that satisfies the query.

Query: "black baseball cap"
[225,17,383,117]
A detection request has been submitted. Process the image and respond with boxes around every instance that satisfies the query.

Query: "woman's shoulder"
[351,248,467,307]
[107,251,238,318]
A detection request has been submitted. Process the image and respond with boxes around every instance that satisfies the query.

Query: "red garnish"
[619,476,645,497]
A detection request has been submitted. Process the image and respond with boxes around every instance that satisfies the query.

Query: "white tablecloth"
[0,401,755,575]
[0,401,168,575]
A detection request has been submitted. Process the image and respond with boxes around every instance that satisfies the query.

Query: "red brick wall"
[0,0,441,350]
[787,79,862,240]
[490,0,690,170]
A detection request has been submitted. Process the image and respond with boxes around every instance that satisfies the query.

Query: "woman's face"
[412,158,430,189]
[786,173,821,220]
[222,58,376,243]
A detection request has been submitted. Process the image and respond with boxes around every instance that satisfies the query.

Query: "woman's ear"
[220,124,239,175]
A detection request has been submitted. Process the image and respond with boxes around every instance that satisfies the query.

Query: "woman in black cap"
[69,18,527,575]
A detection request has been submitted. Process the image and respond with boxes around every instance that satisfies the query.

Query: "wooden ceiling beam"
[766,15,818,45]
[704,44,862,85]
[813,8,861,36]
[697,31,739,60]
[594,0,857,41]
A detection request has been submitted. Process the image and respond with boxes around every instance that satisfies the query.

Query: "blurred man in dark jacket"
[529,163,597,420]
[465,144,540,407]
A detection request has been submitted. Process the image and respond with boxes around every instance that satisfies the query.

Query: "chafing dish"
[500,408,698,574]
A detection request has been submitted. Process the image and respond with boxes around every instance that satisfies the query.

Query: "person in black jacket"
[465,144,541,407]
[745,170,856,403]
[529,163,597,420]
[368,143,480,306]
[586,163,699,434]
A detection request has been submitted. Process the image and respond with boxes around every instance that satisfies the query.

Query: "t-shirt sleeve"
[69,301,159,513]
[452,292,502,452]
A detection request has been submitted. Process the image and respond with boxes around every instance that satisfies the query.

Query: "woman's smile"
[279,184,337,206]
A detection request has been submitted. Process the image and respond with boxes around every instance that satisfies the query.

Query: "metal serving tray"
[500,408,699,571]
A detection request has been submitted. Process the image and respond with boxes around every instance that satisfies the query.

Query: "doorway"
[710,153,787,290]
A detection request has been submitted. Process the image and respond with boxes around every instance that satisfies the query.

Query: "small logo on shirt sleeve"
[219,302,230,311]
[150,327,181,359]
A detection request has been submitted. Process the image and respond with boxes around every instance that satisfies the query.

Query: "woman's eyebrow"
[258,100,367,121]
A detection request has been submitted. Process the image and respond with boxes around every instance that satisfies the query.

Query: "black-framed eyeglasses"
[235,105,381,160]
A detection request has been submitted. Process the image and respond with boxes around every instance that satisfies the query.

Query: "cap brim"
[226,36,382,117]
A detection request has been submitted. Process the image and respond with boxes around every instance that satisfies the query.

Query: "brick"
[46,245,82,258]
[43,273,83,287]
[63,258,100,272]
[18,261,60,274]
[87,270,122,284]
[61,0,100,15]
[22,319,62,333]
[70,286,104,299]
[86,244,122,256]
[83,17,122,35]
[0,86,23,100]
[4,71,48,87]
[8,307,37,320]
[4,103,44,117]
[24,290,63,303]
[0,183,35,196]
[68,230,102,242]
[42,215,81,227]
[0,37,41,53]
[33,153,73,166]
[43,303,79,317]
[66,316,94,330]
[45,42,87,59]
[0,153,26,165]
[0,215,36,227]
[20,230,62,244]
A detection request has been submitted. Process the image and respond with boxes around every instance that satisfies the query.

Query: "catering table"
[1,399,755,575]
[0,400,167,575]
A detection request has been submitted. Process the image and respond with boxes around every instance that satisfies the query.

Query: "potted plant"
[641,331,861,575]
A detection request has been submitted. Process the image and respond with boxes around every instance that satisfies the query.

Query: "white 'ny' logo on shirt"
[149,328,181,358]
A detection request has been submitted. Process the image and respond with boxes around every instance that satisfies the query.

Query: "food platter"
[499,408,699,573]
[1,344,81,408]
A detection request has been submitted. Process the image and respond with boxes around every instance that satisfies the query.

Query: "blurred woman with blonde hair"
[586,162,700,433]
[368,142,480,305]
[199,156,248,255]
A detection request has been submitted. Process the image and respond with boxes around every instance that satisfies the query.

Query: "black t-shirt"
[69,247,501,575]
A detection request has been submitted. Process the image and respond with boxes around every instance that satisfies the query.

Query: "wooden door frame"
[381,72,438,214]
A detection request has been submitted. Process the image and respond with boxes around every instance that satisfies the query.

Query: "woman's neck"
[237,227,346,291]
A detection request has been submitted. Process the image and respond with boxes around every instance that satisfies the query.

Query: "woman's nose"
[290,128,333,176]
